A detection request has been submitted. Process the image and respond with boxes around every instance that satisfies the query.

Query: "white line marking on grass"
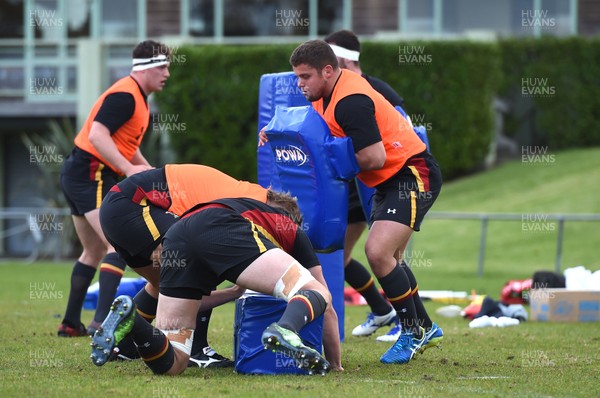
[362,379,416,384]
[458,376,512,380]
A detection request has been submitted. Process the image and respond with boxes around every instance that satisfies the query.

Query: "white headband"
[329,44,360,61]
[131,54,169,71]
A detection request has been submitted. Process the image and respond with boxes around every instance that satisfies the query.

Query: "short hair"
[324,30,361,53]
[289,40,338,71]
[266,189,303,226]
[132,40,170,59]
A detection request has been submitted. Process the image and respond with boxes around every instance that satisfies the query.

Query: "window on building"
[101,0,138,38]
[0,46,24,93]
[189,0,214,36]
[443,0,514,36]
[31,0,62,40]
[404,0,434,33]
[67,0,91,38]
[0,0,24,38]
[540,0,572,36]
[513,0,572,37]
[224,0,310,37]
[317,0,343,35]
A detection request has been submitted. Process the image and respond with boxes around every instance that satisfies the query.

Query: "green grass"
[2,148,600,397]
[1,263,599,398]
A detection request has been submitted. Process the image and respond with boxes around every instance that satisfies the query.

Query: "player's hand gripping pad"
[264,105,359,252]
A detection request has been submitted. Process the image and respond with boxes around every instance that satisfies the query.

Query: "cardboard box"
[529,289,600,322]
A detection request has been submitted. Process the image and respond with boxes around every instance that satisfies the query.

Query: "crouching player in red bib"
[92,196,343,375]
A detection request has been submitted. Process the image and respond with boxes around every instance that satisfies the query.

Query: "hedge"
[498,37,600,149]
[155,38,598,182]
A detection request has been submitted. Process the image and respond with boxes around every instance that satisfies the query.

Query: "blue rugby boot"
[380,327,426,365]
[90,295,135,366]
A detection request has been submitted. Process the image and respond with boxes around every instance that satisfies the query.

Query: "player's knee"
[364,245,387,270]
[273,260,316,301]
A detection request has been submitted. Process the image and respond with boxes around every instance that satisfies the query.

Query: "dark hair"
[266,189,303,226]
[289,40,338,71]
[132,40,170,59]
[324,30,361,53]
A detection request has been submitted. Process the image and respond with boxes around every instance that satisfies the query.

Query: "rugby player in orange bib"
[263,39,444,365]
[58,40,170,338]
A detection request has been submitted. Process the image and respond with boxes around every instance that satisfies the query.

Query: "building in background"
[0,0,593,258]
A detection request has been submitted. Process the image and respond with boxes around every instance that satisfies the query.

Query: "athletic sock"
[130,312,175,374]
[345,258,393,315]
[277,290,327,333]
[377,264,421,335]
[400,260,432,329]
[133,287,158,322]
[191,309,212,356]
[93,252,127,323]
[62,261,96,327]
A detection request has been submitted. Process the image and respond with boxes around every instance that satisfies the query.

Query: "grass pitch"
[0,263,598,398]
[1,148,599,397]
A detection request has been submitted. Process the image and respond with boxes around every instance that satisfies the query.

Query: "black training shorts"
[60,147,118,216]
[100,190,178,268]
[159,206,278,300]
[371,150,442,231]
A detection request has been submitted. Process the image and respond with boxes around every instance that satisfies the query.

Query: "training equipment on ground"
[257,71,349,341]
[234,293,324,375]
